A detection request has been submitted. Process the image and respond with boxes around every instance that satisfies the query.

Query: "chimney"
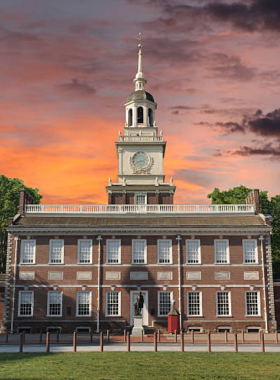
[246,189,260,214]
[18,189,35,215]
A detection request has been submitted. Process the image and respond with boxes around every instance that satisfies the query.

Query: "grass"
[0,352,280,380]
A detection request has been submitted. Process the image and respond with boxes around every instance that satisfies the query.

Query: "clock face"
[132,151,150,169]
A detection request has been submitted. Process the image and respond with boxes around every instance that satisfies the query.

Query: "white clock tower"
[106,39,176,205]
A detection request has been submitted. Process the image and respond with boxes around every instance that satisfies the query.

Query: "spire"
[133,33,147,91]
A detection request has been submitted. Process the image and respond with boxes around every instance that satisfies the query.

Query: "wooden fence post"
[207,333,211,352]
[225,330,228,343]
[181,331,184,352]
[259,330,262,343]
[154,332,157,352]
[127,332,130,352]
[19,333,24,353]
[73,332,77,352]
[46,332,50,353]
[191,330,194,344]
[141,329,144,342]
[100,331,103,352]
[261,332,265,353]
[234,333,238,353]
[107,330,110,343]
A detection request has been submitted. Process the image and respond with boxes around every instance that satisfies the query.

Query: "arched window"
[128,109,133,126]
[137,107,143,124]
[148,108,153,126]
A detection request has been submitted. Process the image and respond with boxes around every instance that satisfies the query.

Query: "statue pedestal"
[131,316,143,336]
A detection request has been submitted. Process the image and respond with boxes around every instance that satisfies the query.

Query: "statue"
[134,292,144,316]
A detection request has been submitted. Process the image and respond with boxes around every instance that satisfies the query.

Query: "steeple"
[134,34,147,91]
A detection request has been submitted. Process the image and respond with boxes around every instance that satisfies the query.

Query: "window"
[216,291,231,316]
[243,240,258,264]
[47,291,62,316]
[78,239,92,264]
[106,240,121,264]
[137,106,143,123]
[49,240,64,264]
[18,291,34,316]
[158,240,172,264]
[106,291,120,316]
[21,240,36,264]
[128,108,133,126]
[148,108,153,126]
[186,240,201,264]
[132,239,147,264]
[77,291,91,316]
[215,240,229,264]
[246,291,260,316]
[187,291,202,316]
[135,194,147,205]
[158,291,172,316]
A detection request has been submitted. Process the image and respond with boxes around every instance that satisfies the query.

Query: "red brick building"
[2,44,277,334]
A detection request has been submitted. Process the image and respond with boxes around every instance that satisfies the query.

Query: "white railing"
[118,136,163,142]
[24,204,255,214]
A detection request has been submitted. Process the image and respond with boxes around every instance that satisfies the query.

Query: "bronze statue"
[134,292,144,316]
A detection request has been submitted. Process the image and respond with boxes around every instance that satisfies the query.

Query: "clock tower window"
[137,106,143,124]
[128,109,133,126]
[148,108,153,126]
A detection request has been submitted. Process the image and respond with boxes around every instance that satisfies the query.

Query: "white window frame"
[18,291,34,317]
[106,239,121,264]
[245,291,260,316]
[49,239,64,264]
[47,291,63,317]
[157,291,173,317]
[132,239,147,264]
[243,239,258,264]
[187,291,202,317]
[214,240,230,264]
[135,193,147,205]
[186,239,201,264]
[76,291,91,317]
[77,239,92,264]
[106,291,121,317]
[157,239,173,264]
[20,240,36,264]
[216,291,231,316]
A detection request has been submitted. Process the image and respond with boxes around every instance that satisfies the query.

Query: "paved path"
[1,342,280,353]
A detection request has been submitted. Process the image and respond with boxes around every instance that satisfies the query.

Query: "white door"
[130,291,148,326]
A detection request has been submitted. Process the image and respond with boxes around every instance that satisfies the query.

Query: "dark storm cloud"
[231,143,280,158]
[215,121,245,134]
[59,78,96,96]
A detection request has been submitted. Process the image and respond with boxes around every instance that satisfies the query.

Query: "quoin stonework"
[2,42,278,335]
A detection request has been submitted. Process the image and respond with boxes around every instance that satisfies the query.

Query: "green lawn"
[0,352,280,380]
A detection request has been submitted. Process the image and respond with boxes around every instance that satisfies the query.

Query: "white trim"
[105,290,121,317]
[216,291,231,317]
[76,291,92,317]
[47,291,63,317]
[18,290,34,317]
[132,239,147,264]
[49,239,64,264]
[20,239,36,264]
[245,290,261,316]
[214,239,230,264]
[157,239,173,264]
[77,239,93,264]
[186,239,201,264]
[243,239,258,264]
[106,239,121,264]
[157,290,173,317]
[187,290,203,317]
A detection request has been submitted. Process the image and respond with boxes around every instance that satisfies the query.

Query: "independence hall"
[2,43,277,334]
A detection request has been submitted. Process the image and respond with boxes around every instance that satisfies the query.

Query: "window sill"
[47,315,62,318]
[245,314,261,317]
[216,315,233,318]
[76,315,92,317]
[18,315,33,318]
[187,315,204,318]
[48,263,64,265]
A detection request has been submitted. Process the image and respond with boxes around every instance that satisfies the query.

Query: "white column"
[133,106,137,127]
[143,106,148,127]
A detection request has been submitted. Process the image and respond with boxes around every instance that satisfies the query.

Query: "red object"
[168,309,180,334]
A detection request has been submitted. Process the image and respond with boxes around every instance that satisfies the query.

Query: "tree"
[207,185,280,274]
[0,175,42,273]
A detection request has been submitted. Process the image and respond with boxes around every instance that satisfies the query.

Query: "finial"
[133,32,146,90]
[108,177,112,186]
[170,177,173,186]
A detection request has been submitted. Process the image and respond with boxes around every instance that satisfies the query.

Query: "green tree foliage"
[208,186,280,274]
[0,175,42,273]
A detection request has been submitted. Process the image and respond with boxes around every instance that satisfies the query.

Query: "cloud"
[59,78,96,96]
[174,168,225,188]
[231,143,280,158]
[215,121,245,134]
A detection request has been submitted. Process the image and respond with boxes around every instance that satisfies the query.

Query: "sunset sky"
[1,0,280,204]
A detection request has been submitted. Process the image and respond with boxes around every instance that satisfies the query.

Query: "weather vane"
[133,32,143,49]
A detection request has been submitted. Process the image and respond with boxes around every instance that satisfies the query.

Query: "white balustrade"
[118,136,163,142]
[24,204,255,214]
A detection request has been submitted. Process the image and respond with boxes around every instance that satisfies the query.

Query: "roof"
[11,214,267,228]
[126,90,154,103]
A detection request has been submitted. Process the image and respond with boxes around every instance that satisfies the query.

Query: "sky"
[0,0,280,204]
